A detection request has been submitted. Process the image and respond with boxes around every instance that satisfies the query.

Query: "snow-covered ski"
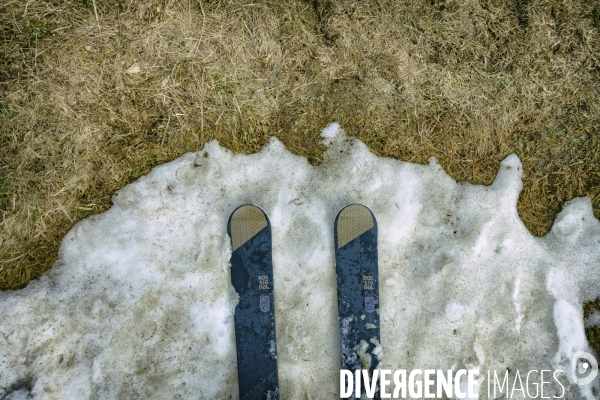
[335,204,381,400]
[228,205,279,400]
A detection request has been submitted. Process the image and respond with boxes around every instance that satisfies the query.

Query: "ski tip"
[229,205,268,251]
[335,204,375,249]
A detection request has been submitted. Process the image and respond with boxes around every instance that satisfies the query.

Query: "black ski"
[335,204,381,400]
[228,205,279,400]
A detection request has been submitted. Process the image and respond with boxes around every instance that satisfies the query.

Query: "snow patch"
[320,122,340,139]
[1,125,600,398]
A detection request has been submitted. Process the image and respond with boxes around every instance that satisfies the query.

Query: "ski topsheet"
[228,205,279,400]
[335,204,381,400]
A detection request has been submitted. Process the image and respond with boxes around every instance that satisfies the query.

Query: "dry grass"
[1,0,599,299]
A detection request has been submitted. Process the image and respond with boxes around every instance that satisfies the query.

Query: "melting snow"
[1,123,600,398]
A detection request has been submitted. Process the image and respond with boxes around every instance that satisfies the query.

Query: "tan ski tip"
[336,204,374,248]
[230,205,268,251]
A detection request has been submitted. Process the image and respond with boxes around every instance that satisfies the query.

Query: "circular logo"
[571,351,598,385]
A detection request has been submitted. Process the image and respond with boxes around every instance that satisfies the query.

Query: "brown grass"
[1,0,599,299]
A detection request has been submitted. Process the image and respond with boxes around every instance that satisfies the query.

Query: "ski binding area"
[1,123,600,399]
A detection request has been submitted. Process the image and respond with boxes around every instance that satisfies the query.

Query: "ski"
[335,204,381,400]
[228,205,279,400]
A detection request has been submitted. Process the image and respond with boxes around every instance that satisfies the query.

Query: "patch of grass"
[584,299,600,357]
[22,19,57,45]
[0,175,11,211]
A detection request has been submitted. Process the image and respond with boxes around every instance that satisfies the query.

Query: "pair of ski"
[228,204,380,400]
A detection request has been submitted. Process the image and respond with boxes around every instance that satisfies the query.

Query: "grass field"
[1,0,599,299]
